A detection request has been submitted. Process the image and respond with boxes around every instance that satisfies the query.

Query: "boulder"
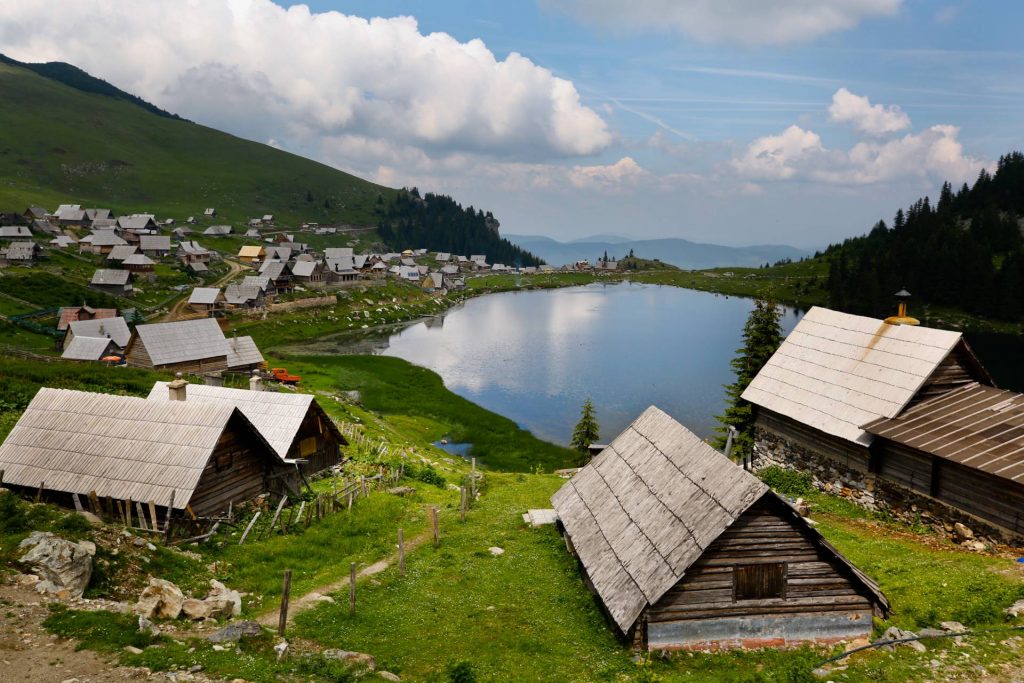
[182,598,210,621]
[135,578,185,620]
[1006,600,1024,618]
[323,650,376,670]
[488,547,505,556]
[18,532,94,598]
[878,626,926,653]
[379,673,401,682]
[204,579,242,618]
[387,486,416,497]
[207,621,263,643]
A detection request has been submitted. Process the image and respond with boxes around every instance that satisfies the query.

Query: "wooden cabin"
[226,336,265,373]
[63,316,131,352]
[238,245,266,263]
[147,380,346,476]
[124,318,229,375]
[188,287,224,313]
[89,269,133,295]
[0,387,291,517]
[57,305,118,332]
[863,383,1024,541]
[552,407,888,651]
[741,306,999,535]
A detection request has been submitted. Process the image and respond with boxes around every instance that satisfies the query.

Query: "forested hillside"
[826,152,1024,322]
[377,189,543,266]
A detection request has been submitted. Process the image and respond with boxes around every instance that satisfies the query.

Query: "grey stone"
[135,578,185,620]
[488,547,505,556]
[132,537,146,548]
[1006,599,1024,618]
[387,486,416,497]
[124,646,144,655]
[206,621,263,643]
[953,522,974,541]
[204,579,242,618]
[17,532,94,598]
[379,673,401,682]
[182,598,210,621]
[323,649,376,670]
[940,621,967,632]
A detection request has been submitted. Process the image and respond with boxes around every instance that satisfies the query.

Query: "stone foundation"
[752,426,1019,549]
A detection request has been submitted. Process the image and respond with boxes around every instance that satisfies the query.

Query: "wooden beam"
[239,511,261,545]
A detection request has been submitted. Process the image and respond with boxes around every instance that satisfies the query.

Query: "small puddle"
[432,440,473,459]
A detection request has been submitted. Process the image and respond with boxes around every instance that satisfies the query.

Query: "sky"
[2,1,1023,248]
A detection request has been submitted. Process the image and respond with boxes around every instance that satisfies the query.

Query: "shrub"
[446,661,477,683]
[758,466,813,497]
[55,513,92,535]
[0,491,28,533]
[410,464,446,488]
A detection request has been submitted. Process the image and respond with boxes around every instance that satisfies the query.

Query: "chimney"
[249,370,263,392]
[167,372,188,401]
[884,288,920,326]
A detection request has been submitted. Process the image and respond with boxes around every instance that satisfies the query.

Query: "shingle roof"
[85,232,128,247]
[58,306,117,331]
[91,269,131,286]
[147,382,345,459]
[0,388,277,509]
[551,406,767,633]
[178,240,209,255]
[289,260,319,277]
[106,245,138,261]
[68,316,131,347]
[863,383,1024,484]
[741,306,964,446]
[0,226,32,238]
[241,275,270,291]
[238,245,264,258]
[122,253,155,267]
[139,235,171,251]
[117,215,156,231]
[61,336,119,361]
[203,225,232,235]
[224,284,261,305]
[226,336,264,369]
[259,261,287,279]
[188,288,222,306]
[324,248,353,260]
[132,318,229,366]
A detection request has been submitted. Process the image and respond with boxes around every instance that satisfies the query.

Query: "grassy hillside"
[0,57,394,226]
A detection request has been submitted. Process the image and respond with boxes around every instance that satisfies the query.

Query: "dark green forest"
[377,189,543,266]
[826,151,1024,321]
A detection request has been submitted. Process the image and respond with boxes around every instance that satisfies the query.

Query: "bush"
[758,466,813,497]
[410,464,447,488]
[55,512,92,535]
[0,491,28,533]
[446,661,477,683]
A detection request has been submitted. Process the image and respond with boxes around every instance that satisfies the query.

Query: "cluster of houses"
[57,306,264,373]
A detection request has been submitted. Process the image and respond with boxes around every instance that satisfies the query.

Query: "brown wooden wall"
[912,343,989,404]
[189,414,279,516]
[125,338,228,375]
[643,496,875,650]
[286,404,342,475]
[757,409,870,473]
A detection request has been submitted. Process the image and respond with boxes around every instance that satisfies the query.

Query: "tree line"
[825,151,1024,321]
[376,188,543,267]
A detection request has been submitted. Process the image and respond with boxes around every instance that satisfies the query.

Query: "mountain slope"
[507,234,807,269]
[0,56,392,225]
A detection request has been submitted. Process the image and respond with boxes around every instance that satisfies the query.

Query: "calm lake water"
[358,283,804,445]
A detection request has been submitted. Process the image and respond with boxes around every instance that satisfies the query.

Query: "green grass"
[0,60,392,227]
[282,355,577,472]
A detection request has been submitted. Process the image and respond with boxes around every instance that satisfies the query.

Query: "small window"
[300,436,318,457]
[733,562,786,601]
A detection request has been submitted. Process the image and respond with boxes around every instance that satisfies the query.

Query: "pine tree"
[571,398,600,462]
[713,299,783,458]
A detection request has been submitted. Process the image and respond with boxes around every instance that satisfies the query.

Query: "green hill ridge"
[0,55,393,226]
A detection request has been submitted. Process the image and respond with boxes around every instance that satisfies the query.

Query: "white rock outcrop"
[135,578,185,620]
[18,532,95,598]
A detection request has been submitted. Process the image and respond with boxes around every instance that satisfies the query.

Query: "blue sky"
[3,1,1022,247]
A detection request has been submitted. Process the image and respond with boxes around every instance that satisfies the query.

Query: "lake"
[343,283,803,445]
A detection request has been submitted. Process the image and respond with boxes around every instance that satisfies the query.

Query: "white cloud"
[568,157,647,190]
[0,0,611,162]
[731,125,825,180]
[733,123,985,185]
[829,88,911,135]
[542,0,902,46]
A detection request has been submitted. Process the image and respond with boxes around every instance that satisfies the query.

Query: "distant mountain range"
[507,234,809,270]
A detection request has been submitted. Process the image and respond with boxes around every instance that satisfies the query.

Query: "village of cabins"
[2,202,1023,652]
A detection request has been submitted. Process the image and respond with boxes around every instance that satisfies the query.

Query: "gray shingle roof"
[0,388,278,509]
[133,318,229,366]
[188,288,221,305]
[241,275,271,291]
[551,406,768,633]
[139,235,171,251]
[147,381,344,459]
[106,245,138,261]
[68,316,131,347]
[203,225,232,236]
[91,269,131,286]
[289,260,318,278]
[324,248,353,260]
[224,284,261,305]
[61,336,119,361]
[226,336,264,369]
[259,261,287,279]
[0,226,32,238]
[122,253,155,267]
[178,240,209,255]
[85,232,128,247]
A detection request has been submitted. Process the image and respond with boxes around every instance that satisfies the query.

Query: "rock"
[77,541,97,556]
[76,511,103,526]
[309,592,335,604]
[879,626,926,653]
[274,641,288,661]
[488,547,505,556]
[919,628,946,638]
[379,673,401,682]
[810,668,831,679]
[138,616,159,635]
[964,540,987,552]
[203,579,242,619]
[207,621,263,643]
[132,537,146,548]
[387,486,416,497]
[1006,599,1024,618]
[135,578,185,620]
[146,543,157,551]
[182,598,210,621]
[124,646,144,655]
[953,522,974,541]
[17,532,94,598]
[15,573,40,588]
[323,649,376,670]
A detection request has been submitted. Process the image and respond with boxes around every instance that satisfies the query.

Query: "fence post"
[239,511,261,545]
[349,562,357,615]
[278,569,292,637]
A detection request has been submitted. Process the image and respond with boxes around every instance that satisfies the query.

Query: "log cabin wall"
[644,497,874,650]
[286,406,342,476]
[188,414,280,516]
[125,339,228,375]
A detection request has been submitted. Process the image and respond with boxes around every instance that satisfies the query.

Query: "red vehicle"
[271,367,301,384]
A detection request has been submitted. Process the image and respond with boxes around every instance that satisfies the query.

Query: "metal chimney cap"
[894,288,912,299]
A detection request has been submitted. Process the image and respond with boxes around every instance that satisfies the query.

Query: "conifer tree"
[571,398,600,462]
[713,299,783,458]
